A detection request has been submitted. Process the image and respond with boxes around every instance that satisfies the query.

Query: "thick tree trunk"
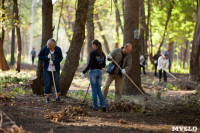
[157,0,175,52]
[13,0,22,72]
[56,0,64,42]
[95,14,110,54]
[139,0,145,55]
[31,0,53,95]
[0,0,9,71]
[60,0,89,96]
[123,0,144,95]
[86,0,94,63]
[183,40,188,68]
[190,0,200,81]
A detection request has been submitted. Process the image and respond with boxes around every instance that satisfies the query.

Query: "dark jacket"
[83,50,106,74]
[38,45,63,71]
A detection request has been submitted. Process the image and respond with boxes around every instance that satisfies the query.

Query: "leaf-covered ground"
[0,64,200,133]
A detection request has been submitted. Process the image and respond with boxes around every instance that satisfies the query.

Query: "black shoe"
[93,108,98,111]
[46,98,50,103]
[56,97,61,102]
[102,107,106,112]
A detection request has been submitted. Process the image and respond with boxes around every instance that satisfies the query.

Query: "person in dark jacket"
[31,48,36,65]
[81,39,106,112]
[153,51,161,76]
[38,38,63,103]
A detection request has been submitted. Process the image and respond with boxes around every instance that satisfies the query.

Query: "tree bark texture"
[0,0,9,71]
[60,0,89,96]
[13,0,22,72]
[31,0,53,95]
[10,28,15,66]
[158,0,175,52]
[95,13,110,54]
[123,0,144,95]
[86,0,94,63]
[190,0,200,81]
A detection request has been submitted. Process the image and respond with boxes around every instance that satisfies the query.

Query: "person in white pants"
[158,54,169,82]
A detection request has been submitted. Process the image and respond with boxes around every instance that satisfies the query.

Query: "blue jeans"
[43,69,61,95]
[89,69,106,109]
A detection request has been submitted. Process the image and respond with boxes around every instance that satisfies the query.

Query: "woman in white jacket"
[158,54,169,82]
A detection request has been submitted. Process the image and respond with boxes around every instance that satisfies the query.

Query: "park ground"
[0,64,200,133]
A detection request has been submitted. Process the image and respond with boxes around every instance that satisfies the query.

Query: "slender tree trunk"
[114,0,119,48]
[157,0,175,52]
[56,0,64,42]
[29,0,36,61]
[60,0,89,96]
[86,0,94,63]
[168,41,174,62]
[123,0,144,95]
[61,14,72,43]
[13,0,22,72]
[10,28,15,66]
[183,39,188,68]
[145,0,151,55]
[31,0,53,95]
[122,0,125,22]
[114,0,123,34]
[139,0,145,55]
[0,0,9,71]
[190,0,200,81]
[95,14,110,54]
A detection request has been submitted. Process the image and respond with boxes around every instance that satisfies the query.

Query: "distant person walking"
[38,38,63,103]
[153,51,161,76]
[31,48,36,65]
[165,48,171,72]
[81,39,106,112]
[158,54,169,82]
[140,54,148,75]
[103,43,132,103]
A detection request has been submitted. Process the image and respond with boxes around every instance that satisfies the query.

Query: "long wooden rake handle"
[51,64,58,98]
[165,70,178,80]
[82,83,90,103]
[111,58,146,96]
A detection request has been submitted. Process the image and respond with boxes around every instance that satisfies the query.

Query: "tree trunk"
[61,14,72,44]
[31,0,53,95]
[190,0,200,81]
[168,41,174,62]
[114,0,123,34]
[13,0,22,72]
[139,0,145,55]
[157,0,175,52]
[10,28,15,66]
[95,13,110,54]
[0,0,9,71]
[56,0,64,42]
[86,0,94,63]
[123,0,144,95]
[145,0,151,56]
[183,39,188,68]
[114,0,119,48]
[60,0,89,96]
[29,0,36,61]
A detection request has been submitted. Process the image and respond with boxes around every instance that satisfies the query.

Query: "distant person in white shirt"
[158,54,169,82]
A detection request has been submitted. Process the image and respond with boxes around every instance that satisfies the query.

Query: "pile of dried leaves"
[0,95,12,102]
[107,101,153,115]
[45,105,88,122]
[0,126,25,133]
